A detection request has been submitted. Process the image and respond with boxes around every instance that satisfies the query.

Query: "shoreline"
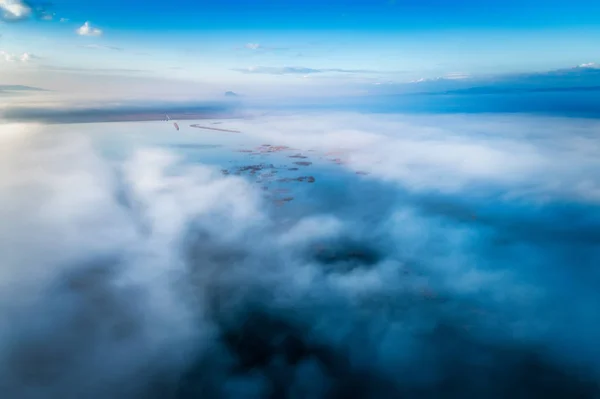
[189,124,241,133]
[5,113,243,125]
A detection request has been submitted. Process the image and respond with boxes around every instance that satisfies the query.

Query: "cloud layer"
[223,112,600,204]
[1,114,599,398]
[232,66,376,75]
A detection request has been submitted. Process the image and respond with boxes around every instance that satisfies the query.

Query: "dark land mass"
[1,102,240,124]
[289,154,309,159]
[0,85,47,92]
[413,85,600,96]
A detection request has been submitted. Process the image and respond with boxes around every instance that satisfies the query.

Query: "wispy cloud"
[38,65,148,74]
[411,72,471,83]
[39,12,54,21]
[59,17,68,22]
[236,43,291,53]
[232,66,378,75]
[444,72,471,80]
[80,44,124,51]
[76,21,103,37]
[0,0,31,21]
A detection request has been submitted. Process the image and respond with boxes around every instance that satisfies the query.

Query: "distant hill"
[0,85,47,92]
[366,62,600,97]
[224,91,239,97]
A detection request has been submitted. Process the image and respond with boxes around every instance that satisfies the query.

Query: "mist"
[0,116,599,398]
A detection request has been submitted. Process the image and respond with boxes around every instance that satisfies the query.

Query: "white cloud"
[0,51,38,63]
[0,0,31,21]
[245,43,261,50]
[19,52,35,62]
[60,17,69,22]
[76,21,103,37]
[0,51,15,62]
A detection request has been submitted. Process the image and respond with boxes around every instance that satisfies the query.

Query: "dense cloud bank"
[230,112,600,201]
[0,119,599,398]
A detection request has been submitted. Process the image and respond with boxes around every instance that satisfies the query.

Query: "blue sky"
[1,0,600,99]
